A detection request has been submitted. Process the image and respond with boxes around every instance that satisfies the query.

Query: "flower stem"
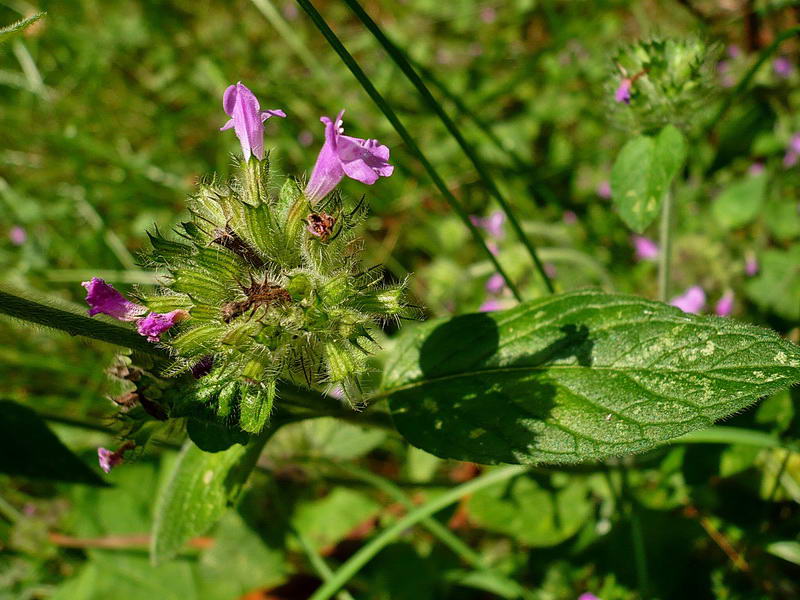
[0,287,165,357]
[294,0,523,302]
[658,189,673,303]
[308,465,528,600]
[340,0,554,294]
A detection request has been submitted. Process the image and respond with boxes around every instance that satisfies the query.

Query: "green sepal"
[239,380,276,433]
[173,269,232,304]
[170,324,226,357]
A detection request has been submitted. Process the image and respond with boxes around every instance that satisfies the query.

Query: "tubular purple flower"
[715,291,734,317]
[220,82,286,161]
[97,447,122,474]
[486,272,505,294]
[670,285,706,314]
[136,309,189,343]
[305,110,394,203]
[470,210,506,239]
[631,235,659,261]
[774,56,793,78]
[8,226,26,246]
[597,180,612,199]
[614,78,632,104]
[82,278,147,321]
[578,594,601,600]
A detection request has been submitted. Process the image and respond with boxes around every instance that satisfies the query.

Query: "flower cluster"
[610,37,722,131]
[84,83,410,443]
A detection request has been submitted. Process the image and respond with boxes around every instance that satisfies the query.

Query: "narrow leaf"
[382,290,800,465]
[151,436,269,563]
[0,12,45,44]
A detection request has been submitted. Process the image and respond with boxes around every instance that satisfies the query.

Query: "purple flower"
[597,180,612,199]
[717,60,734,88]
[748,162,765,176]
[670,285,706,314]
[97,442,134,474]
[544,263,558,278]
[305,110,393,203]
[563,210,578,225]
[614,78,632,104]
[783,134,800,168]
[220,82,286,161]
[715,291,734,317]
[774,56,793,78]
[479,299,502,312]
[479,7,497,23]
[727,44,741,58]
[470,210,506,239]
[631,235,659,261]
[487,241,500,256]
[136,310,189,343]
[486,272,505,294]
[82,278,147,322]
[578,594,601,600]
[8,226,26,246]
[82,278,187,343]
[745,255,759,276]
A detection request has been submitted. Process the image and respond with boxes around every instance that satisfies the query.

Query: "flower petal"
[82,278,147,321]
[136,309,189,343]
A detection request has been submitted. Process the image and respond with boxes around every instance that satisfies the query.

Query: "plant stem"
[0,287,166,357]
[341,0,554,294]
[294,0,523,302]
[658,188,673,303]
[309,465,528,600]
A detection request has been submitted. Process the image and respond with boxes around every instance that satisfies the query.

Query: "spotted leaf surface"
[382,290,800,465]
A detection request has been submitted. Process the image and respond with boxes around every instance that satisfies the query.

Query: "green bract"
[611,37,721,131]
[137,157,413,435]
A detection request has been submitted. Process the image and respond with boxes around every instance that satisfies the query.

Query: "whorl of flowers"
[610,37,722,131]
[84,82,413,442]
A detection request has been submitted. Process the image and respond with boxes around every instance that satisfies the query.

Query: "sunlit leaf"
[383,290,800,465]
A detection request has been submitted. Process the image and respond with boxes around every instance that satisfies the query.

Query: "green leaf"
[151,436,268,564]
[767,541,800,566]
[745,247,800,321]
[292,487,380,551]
[382,290,800,465]
[0,12,45,45]
[239,380,275,433]
[0,400,105,485]
[610,125,686,233]
[467,474,592,546]
[712,173,767,229]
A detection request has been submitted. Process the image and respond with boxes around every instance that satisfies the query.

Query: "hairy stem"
[0,287,165,357]
[658,189,673,303]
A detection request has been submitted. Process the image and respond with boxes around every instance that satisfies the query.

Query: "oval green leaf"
[382,290,800,465]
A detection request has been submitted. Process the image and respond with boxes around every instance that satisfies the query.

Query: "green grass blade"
[294,0,523,302]
[341,0,554,294]
[309,465,528,600]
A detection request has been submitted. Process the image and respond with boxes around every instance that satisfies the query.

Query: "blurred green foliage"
[2,1,800,599]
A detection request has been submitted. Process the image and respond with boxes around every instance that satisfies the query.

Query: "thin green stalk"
[340,0,554,294]
[294,0,522,302]
[0,287,167,357]
[292,522,356,600]
[309,465,528,600]
[620,466,649,597]
[658,189,673,303]
[330,461,534,600]
[706,25,800,135]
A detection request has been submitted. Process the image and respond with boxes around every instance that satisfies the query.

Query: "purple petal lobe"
[485,272,505,294]
[614,78,632,104]
[220,82,284,161]
[479,299,501,312]
[631,235,659,261]
[305,110,393,203]
[82,278,147,321]
[745,255,759,276]
[715,291,734,317]
[97,447,123,474]
[9,226,26,245]
[136,309,189,343]
[670,285,706,314]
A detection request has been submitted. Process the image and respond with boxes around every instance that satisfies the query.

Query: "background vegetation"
[1,1,799,598]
